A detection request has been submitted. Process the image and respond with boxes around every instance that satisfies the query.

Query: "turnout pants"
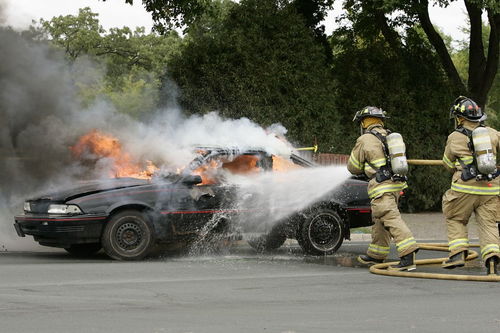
[366,192,418,259]
[442,189,500,261]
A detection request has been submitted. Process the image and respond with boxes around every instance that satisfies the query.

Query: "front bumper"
[14,214,108,248]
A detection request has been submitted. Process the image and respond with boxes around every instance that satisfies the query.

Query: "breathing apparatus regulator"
[450,96,498,181]
[353,106,409,183]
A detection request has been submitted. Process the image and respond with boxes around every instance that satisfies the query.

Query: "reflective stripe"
[348,160,363,171]
[454,156,474,167]
[481,244,500,259]
[364,163,374,172]
[459,156,474,164]
[370,158,386,168]
[442,155,455,168]
[451,183,500,195]
[362,159,386,173]
[348,153,363,170]
[396,237,416,252]
[448,238,469,251]
[368,182,408,199]
[368,244,390,255]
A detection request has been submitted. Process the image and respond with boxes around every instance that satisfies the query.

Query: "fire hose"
[367,159,500,282]
[370,243,500,282]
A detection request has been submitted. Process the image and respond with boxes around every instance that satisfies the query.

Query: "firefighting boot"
[357,254,384,266]
[387,251,417,271]
[442,250,467,269]
[485,257,499,276]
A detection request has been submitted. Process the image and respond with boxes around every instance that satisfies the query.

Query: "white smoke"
[115,110,293,172]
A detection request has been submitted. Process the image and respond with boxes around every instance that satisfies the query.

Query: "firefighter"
[348,106,418,271]
[442,96,500,275]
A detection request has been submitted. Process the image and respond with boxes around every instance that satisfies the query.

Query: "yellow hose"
[369,243,500,282]
[407,159,443,166]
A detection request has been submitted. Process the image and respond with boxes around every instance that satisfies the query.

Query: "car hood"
[28,178,150,202]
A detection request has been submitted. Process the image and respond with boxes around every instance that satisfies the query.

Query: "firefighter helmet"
[450,96,486,122]
[352,106,388,122]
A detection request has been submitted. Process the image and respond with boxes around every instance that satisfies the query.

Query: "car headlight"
[24,202,31,212]
[47,204,83,215]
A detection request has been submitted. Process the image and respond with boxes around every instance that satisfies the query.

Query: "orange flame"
[70,130,158,179]
[192,159,221,185]
[272,155,301,172]
[192,155,261,185]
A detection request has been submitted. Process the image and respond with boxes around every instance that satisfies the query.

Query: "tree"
[121,0,333,31]
[341,0,499,108]
[30,7,182,117]
[118,0,335,61]
[452,22,500,126]
[35,8,181,80]
[38,7,104,60]
[166,0,340,149]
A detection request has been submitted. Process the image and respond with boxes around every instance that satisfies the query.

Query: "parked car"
[14,148,372,260]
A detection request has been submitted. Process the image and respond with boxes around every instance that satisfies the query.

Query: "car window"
[191,154,261,185]
[191,152,304,185]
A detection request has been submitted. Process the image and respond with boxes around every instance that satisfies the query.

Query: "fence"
[313,153,349,166]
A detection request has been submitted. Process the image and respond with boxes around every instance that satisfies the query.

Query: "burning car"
[14,146,372,260]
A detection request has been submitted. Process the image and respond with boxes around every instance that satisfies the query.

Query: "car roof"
[193,146,316,167]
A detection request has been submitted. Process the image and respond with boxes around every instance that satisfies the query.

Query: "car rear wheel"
[64,243,101,257]
[299,208,344,256]
[102,210,155,261]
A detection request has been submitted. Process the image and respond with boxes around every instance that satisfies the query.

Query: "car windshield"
[186,149,303,185]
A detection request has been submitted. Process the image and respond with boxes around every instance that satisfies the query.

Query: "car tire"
[102,210,155,261]
[299,208,344,256]
[64,243,101,257]
[248,227,287,253]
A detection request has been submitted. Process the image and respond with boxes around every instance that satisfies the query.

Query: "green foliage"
[31,7,182,118]
[167,0,340,149]
[452,23,500,128]
[122,0,334,34]
[104,72,160,117]
[39,7,104,59]
[342,0,499,107]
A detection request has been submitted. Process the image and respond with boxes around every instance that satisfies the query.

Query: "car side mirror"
[181,175,203,186]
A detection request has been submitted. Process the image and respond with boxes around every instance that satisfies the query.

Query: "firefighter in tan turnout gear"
[442,96,500,276]
[348,106,418,271]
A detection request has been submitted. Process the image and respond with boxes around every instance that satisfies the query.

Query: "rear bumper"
[14,214,108,248]
[346,207,373,228]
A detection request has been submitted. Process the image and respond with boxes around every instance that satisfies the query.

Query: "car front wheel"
[102,210,155,260]
[298,208,344,256]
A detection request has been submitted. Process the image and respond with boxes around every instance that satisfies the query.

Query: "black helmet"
[449,96,486,122]
[352,106,388,122]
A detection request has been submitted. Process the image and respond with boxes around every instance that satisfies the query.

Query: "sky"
[1,0,469,42]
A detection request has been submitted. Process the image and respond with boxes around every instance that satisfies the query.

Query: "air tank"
[472,127,496,175]
[386,133,408,175]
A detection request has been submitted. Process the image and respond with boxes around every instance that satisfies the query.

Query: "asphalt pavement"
[1,230,499,333]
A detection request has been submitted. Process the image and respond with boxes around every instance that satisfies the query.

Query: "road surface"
[0,240,499,333]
